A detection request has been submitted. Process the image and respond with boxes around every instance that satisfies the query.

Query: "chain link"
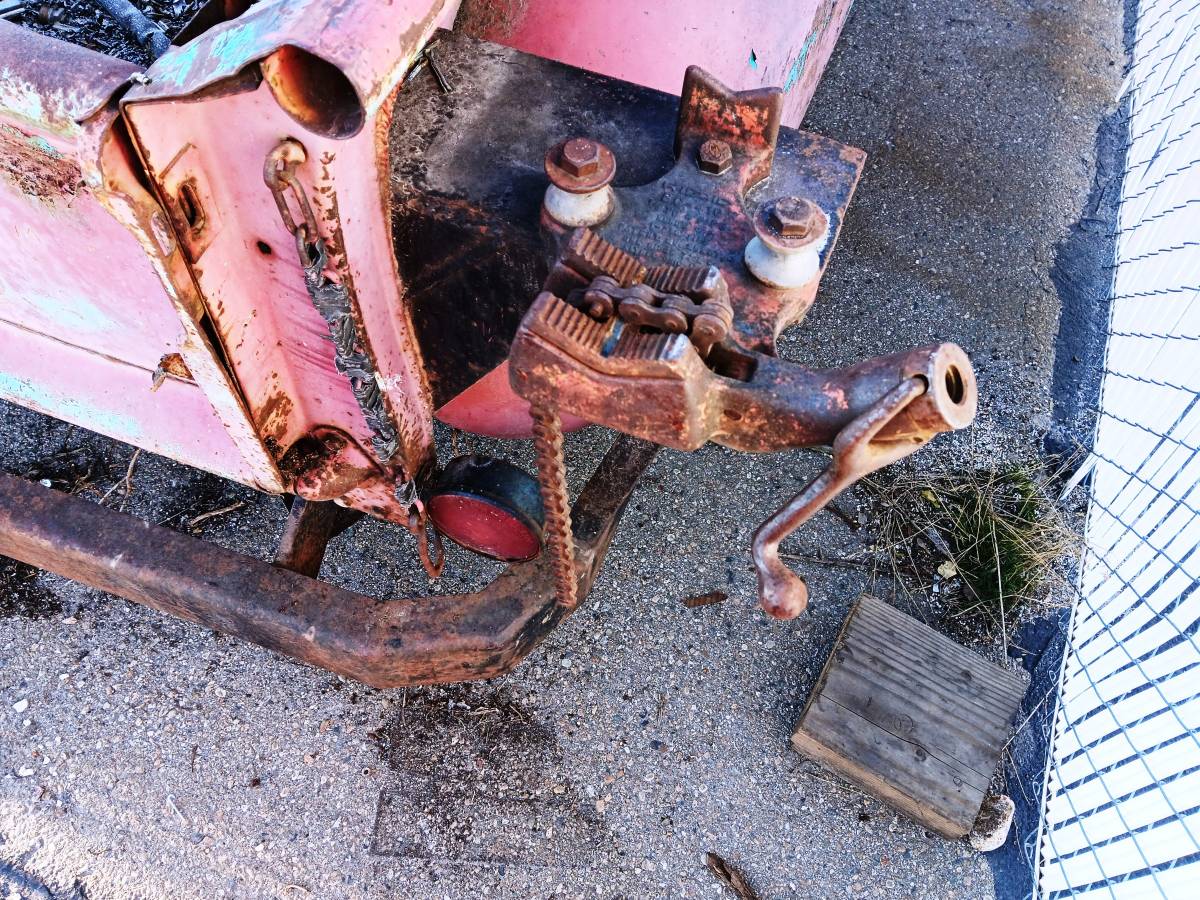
[530,404,577,609]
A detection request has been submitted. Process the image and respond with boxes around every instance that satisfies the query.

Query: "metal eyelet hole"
[945,366,966,404]
[178,181,203,231]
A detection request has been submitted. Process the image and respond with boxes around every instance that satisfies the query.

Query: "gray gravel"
[1,0,1122,897]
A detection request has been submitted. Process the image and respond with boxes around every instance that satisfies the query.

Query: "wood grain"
[792,595,1028,838]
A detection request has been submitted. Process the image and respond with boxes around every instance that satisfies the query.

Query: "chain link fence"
[1034,1,1200,895]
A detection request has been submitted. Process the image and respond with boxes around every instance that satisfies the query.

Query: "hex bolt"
[744,196,830,289]
[767,196,823,240]
[544,137,618,227]
[697,139,733,176]
[560,138,601,178]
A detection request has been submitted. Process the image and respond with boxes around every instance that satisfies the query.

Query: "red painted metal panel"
[458,0,852,127]
[114,0,460,521]
[0,125,185,373]
[0,23,280,489]
[436,361,589,439]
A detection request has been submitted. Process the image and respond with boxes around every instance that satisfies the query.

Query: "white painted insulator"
[543,184,614,228]
[744,227,830,290]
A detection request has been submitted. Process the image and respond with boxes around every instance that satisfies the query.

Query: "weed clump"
[867,463,1076,644]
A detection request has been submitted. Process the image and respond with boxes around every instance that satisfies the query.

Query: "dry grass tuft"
[865,462,1078,645]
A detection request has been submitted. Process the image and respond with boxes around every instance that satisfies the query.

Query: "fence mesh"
[1034,2,1200,896]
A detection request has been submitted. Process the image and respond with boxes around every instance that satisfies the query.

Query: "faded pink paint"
[0,126,181,374]
[463,0,853,127]
[2,2,464,506]
[122,0,462,488]
[0,319,260,483]
[0,23,274,487]
[123,85,373,461]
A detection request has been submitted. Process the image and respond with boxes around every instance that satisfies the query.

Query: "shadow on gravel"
[369,688,617,868]
[0,854,86,900]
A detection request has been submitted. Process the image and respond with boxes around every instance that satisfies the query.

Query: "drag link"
[530,404,578,609]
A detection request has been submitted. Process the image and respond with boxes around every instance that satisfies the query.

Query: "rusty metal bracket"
[509,230,978,619]
[273,497,364,578]
[0,436,658,687]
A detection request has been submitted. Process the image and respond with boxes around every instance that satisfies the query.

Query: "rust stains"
[455,0,530,42]
[0,124,81,204]
[0,435,656,687]
[254,389,294,447]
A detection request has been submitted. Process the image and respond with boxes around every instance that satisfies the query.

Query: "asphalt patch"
[0,558,61,621]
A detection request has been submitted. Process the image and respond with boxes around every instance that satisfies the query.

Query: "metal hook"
[263,139,320,247]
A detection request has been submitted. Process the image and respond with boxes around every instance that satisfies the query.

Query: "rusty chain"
[561,229,734,358]
[263,139,400,464]
[530,404,577,609]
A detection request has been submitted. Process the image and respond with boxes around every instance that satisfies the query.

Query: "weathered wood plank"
[792,595,1028,838]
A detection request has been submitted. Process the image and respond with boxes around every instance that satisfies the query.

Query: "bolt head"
[697,139,733,175]
[751,196,829,257]
[560,138,601,177]
[545,138,617,195]
[769,197,822,239]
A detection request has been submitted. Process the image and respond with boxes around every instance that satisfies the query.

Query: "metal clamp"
[508,230,978,620]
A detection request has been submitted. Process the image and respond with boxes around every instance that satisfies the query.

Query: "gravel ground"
[1,1,1122,897]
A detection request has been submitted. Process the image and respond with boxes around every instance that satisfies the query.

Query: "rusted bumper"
[0,436,657,687]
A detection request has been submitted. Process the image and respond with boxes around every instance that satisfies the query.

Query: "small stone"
[39,479,52,488]
[937,559,959,579]
[970,794,1015,852]
[12,699,28,713]
[16,767,35,777]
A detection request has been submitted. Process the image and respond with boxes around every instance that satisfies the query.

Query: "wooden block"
[791,595,1028,838]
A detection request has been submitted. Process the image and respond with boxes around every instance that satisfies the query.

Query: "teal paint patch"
[748,50,759,70]
[148,12,268,89]
[29,136,59,157]
[0,370,144,441]
[784,1,839,92]
[9,284,124,338]
[148,40,200,88]
[784,39,815,92]
[210,22,266,71]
